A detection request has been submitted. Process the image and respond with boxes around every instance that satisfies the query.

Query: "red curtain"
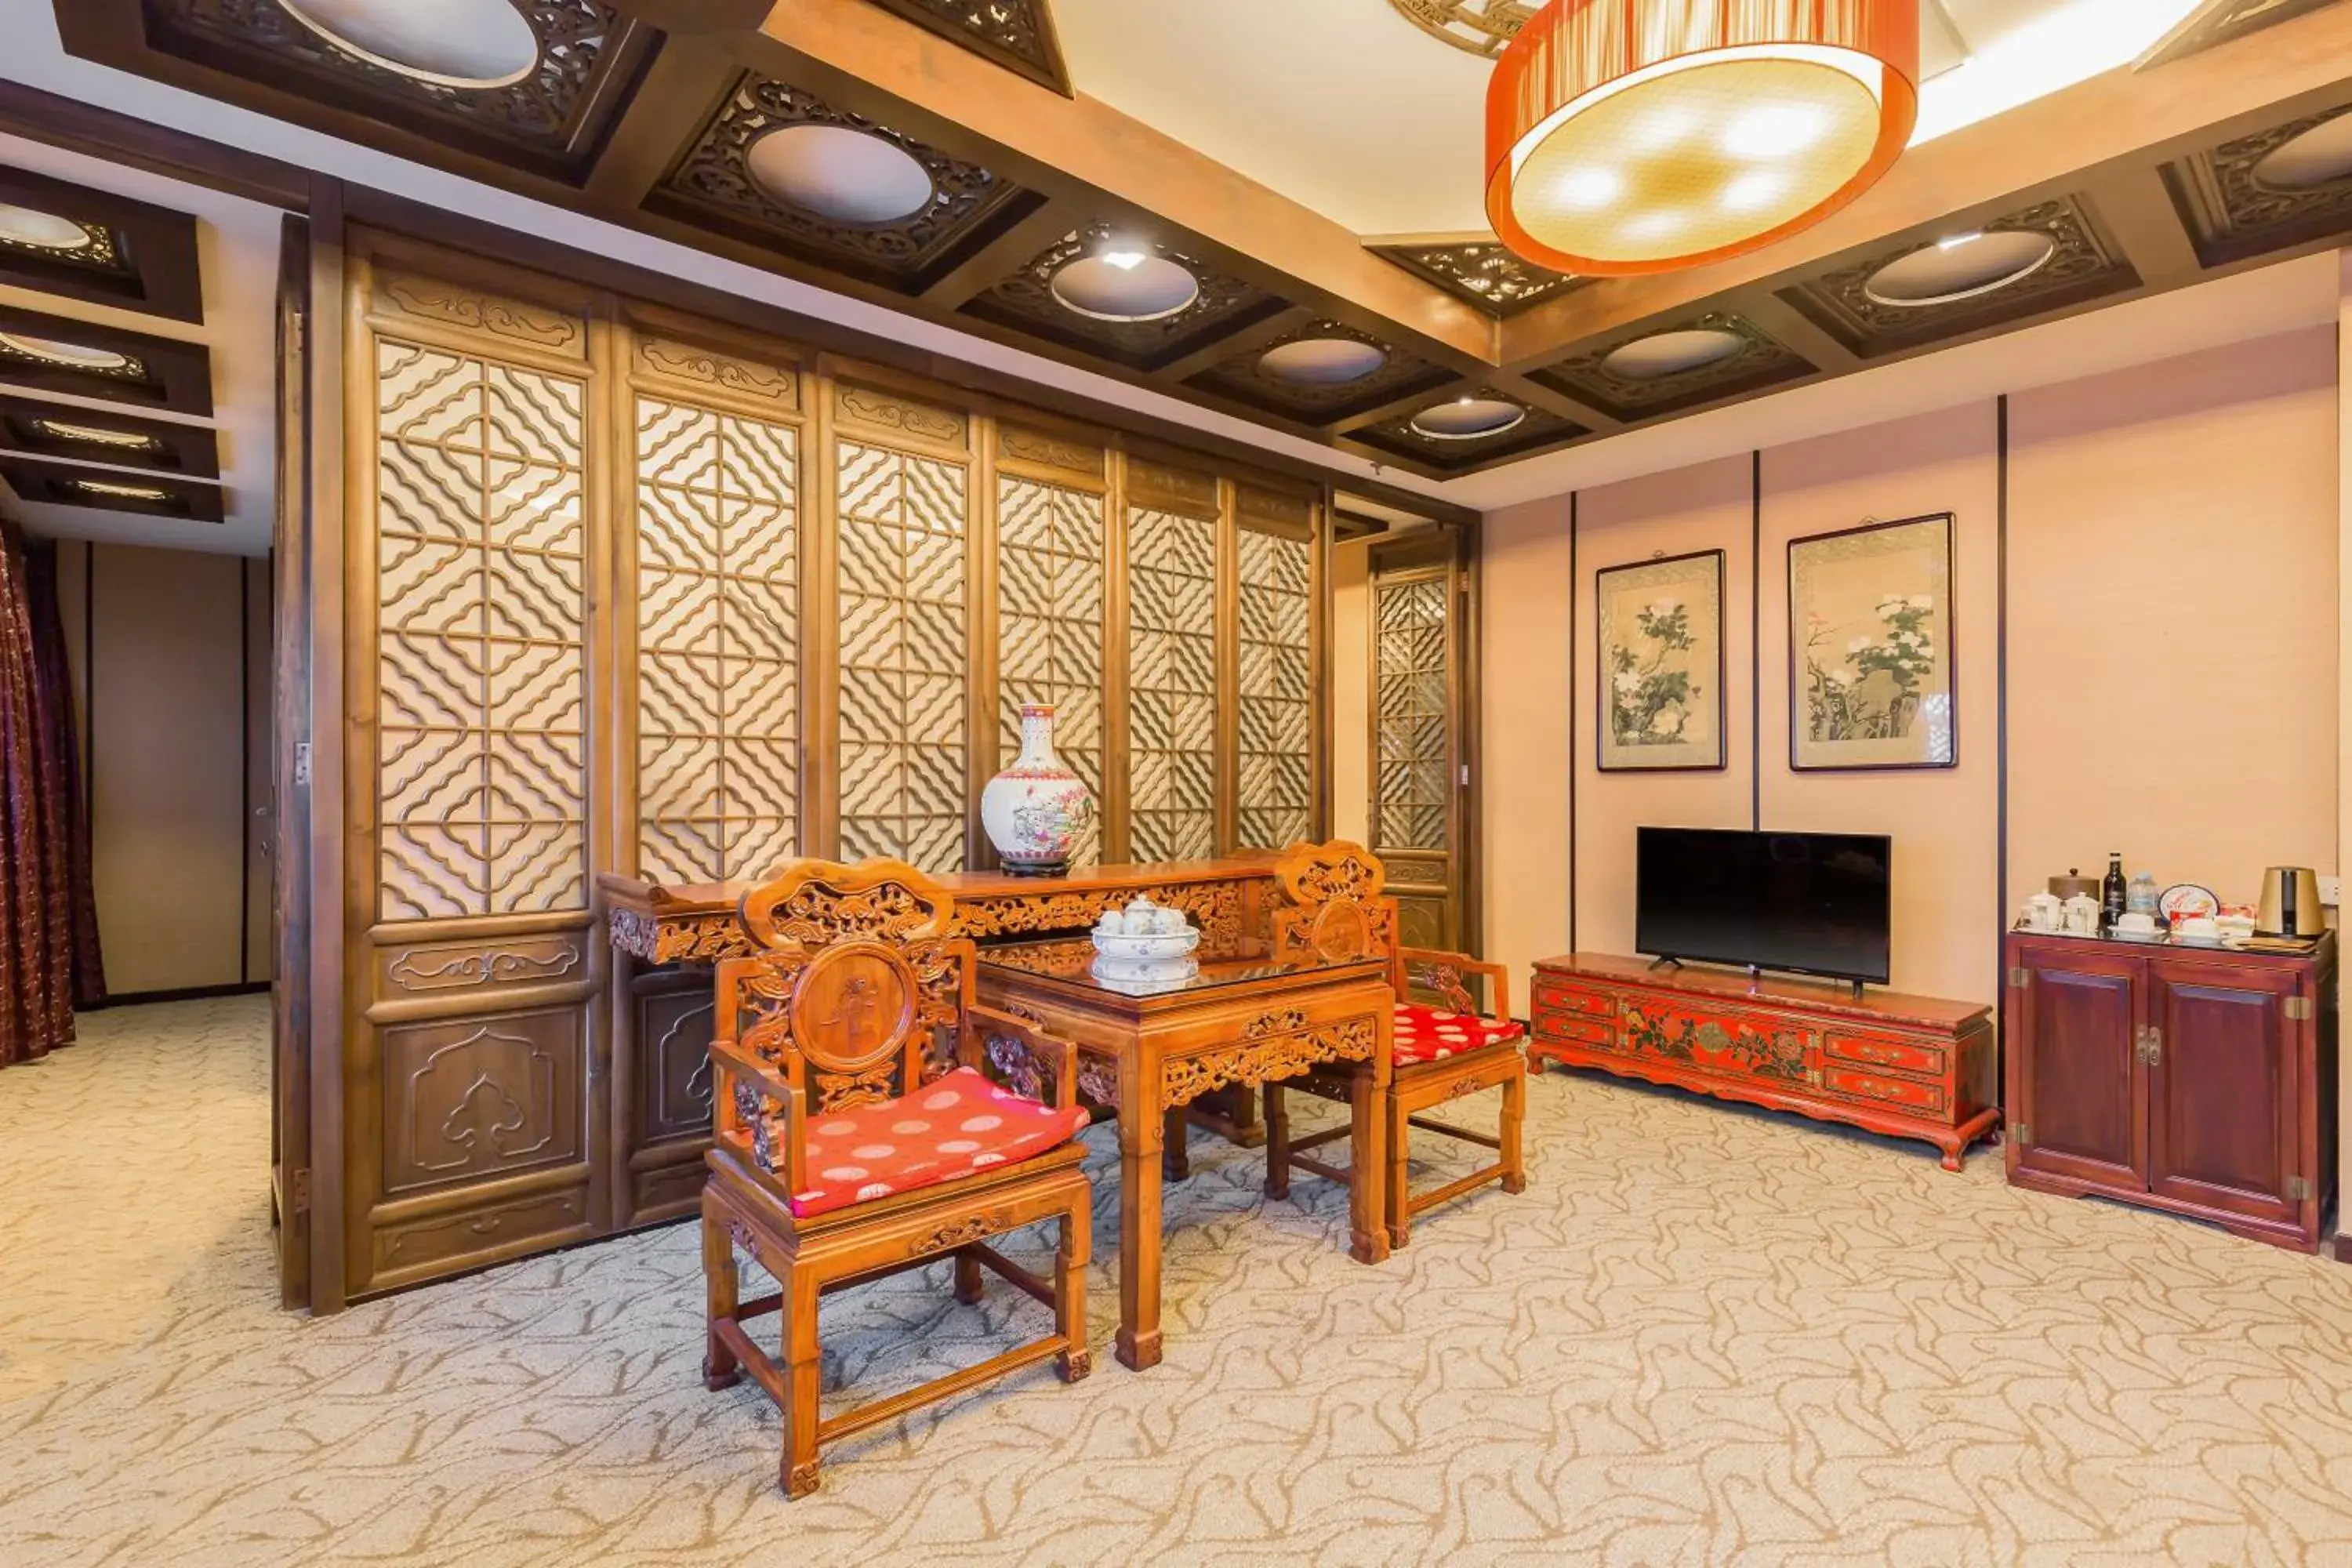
[0,526,102,1067]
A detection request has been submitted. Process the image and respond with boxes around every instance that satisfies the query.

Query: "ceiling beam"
[1726,294,1864,376]
[916,197,1089,310]
[1494,0,2352,367]
[1148,306,1320,388]
[749,0,1495,363]
[1483,372,1623,434]
[2087,165,2206,292]
[580,32,742,210]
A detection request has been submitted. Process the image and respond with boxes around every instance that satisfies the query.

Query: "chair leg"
[702,1203,742,1392]
[1385,1090,1411,1250]
[1055,1192,1093,1382]
[1262,1083,1290,1200]
[779,1269,823,1499]
[1501,1058,1529,1195]
[953,1250,985,1305]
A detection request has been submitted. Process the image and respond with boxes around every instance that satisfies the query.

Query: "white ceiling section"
[0,130,279,555]
[1051,0,2210,235]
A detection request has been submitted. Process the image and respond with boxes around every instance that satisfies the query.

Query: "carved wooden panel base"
[1531,955,1996,1172]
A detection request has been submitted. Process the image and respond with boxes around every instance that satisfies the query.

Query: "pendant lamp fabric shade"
[1487,0,1919,275]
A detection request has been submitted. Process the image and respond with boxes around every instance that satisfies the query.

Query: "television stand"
[1647,955,1683,974]
[1530,953,1997,1171]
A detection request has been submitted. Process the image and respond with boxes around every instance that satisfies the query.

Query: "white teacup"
[2115,912,2158,936]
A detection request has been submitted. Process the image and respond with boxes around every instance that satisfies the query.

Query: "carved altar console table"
[600,859,1282,1229]
[1530,954,1998,1171]
[977,940,1396,1370]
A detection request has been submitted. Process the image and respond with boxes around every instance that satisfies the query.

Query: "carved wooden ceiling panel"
[862,0,1072,93]
[1384,0,1534,57]
[0,393,219,477]
[1184,318,1456,425]
[962,227,1289,372]
[1531,313,1813,423]
[0,163,204,322]
[1367,240,1582,318]
[646,74,1039,292]
[2165,104,2352,267]
[0,301,213,416]
[0,455,223,522]
[2140,0,2342,68]
[1780,198,2139,357]
[1349,394,1583,474]
[138,0,655,178]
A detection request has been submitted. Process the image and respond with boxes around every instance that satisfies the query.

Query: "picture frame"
[1595,548,1726,772]
[1788,512,1958,772]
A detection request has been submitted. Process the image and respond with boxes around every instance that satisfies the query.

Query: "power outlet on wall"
[2320,874,2342,909]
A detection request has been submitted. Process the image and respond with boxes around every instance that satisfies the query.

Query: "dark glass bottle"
[2102,852,2127,931]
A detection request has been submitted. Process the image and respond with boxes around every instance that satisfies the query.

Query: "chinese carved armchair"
[1261,841,1527,1246]
[702,858,1094,1497]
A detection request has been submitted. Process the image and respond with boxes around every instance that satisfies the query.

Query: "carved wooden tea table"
[977,939,1396,1371]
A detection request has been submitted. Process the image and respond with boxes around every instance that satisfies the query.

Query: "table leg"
[1116,1076,1166,1371]
[1163,1107,1191,1182]
[1349,1059,1392,1266]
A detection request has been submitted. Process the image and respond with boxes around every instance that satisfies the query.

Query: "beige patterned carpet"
[9,998,2352,1566]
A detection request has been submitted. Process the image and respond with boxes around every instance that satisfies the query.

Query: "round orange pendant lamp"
[1486,1,1921,275]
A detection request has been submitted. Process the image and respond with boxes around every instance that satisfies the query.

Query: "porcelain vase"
[981,703,1096,876]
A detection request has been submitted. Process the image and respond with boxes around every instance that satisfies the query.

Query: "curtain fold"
[0,526,94,1067]
[25,540,103,1011]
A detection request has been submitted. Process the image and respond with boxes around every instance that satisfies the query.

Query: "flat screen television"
[1635,826,1893,985]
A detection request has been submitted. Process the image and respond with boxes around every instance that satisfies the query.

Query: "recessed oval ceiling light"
[0,203,93,252]
[1410,397,1526,441]
[1864,229,2056,307]
[1601,328,1745,379]
[745,125,936,224]
[35,419,160,450]
[277,0,541,91]
[1050,252,1200,322]
[2253,111,2352,191]
[0,332,131,372]
[76,479,172,501]
[1259,338,1388,387]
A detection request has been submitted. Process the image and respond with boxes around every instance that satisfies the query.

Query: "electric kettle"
[2256,867,2325,938]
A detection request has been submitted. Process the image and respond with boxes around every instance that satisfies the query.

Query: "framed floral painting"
[1595,549,1726,772]
[1788,513,1957,771]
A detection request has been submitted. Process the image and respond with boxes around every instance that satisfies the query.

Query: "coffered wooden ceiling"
[52,0,2352,481]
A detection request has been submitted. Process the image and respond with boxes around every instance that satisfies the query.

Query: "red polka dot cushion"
[1391,1004,1526,1066]
[787,1067,1091,1219]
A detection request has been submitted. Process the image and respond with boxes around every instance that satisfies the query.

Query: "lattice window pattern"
[1236,528,1313,850]
[1126,506,1218,861]
[996,475,1104,868]
[635,397,800,884]
[837,441,970,872]
[376,339,588,920]
[1375,575,1450,852]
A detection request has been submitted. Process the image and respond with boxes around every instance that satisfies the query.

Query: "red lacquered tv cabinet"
[1529,953,1998,1171]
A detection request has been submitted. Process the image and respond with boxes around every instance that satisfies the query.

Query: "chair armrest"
[1396,947,1514,1023]
[712,1038,809,1193]
[966,1004,1080,1114]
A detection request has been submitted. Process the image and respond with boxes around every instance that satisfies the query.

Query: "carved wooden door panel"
[2145,957,2303,1226]
[1232,487,1319,852]
[2008,946,2143,1190]
[612,314,809,1228]
[344,244,608,1298]
[1368,530,1470,956]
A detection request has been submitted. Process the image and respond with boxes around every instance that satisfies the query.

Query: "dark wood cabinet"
[2005,933,2336,1253]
